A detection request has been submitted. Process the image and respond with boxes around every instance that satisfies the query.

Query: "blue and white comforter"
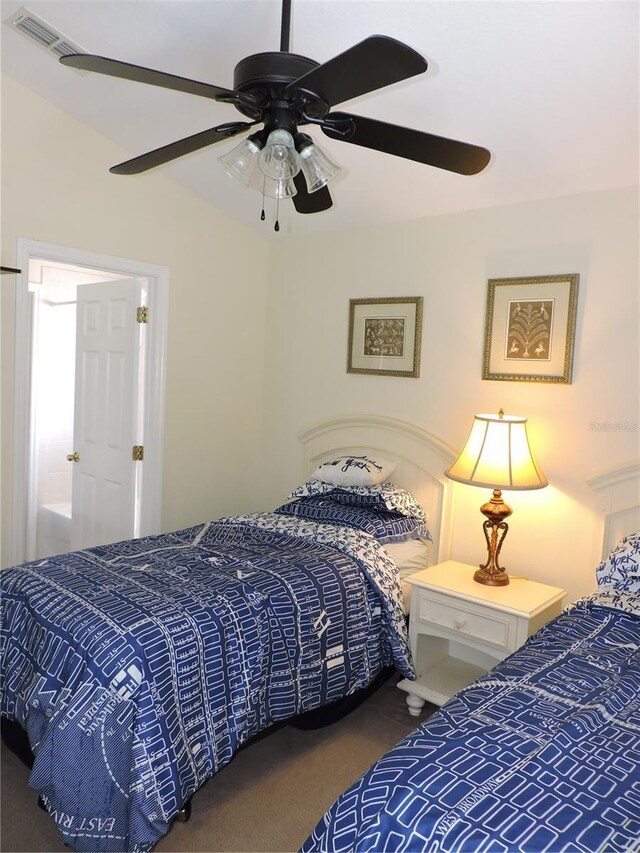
[1,513,412,852]
[303,593,640,853]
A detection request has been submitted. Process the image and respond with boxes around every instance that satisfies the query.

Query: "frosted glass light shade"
[262,176,297,198]
[445,412,548,491]
[218,137,261,186]
[258,129,301,181]
[299,143,342,192]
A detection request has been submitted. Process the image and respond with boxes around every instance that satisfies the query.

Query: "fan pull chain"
[259,176,280,232]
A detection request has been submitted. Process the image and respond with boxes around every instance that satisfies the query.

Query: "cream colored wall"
[262,186,640,603]
[1,74,271,566]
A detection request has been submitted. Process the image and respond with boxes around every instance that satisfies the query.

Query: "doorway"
[9,240,169,566]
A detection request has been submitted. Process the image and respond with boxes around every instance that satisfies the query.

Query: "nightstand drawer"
[416,589,517,651]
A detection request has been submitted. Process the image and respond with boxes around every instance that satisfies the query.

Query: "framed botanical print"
[482,274,579,383]
[348,297,423,378]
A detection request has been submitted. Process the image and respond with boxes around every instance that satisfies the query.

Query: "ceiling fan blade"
[292,173,333,214]
[110,122,254,175]
[322,112,491,175]
[60,54,247,104]
[286,35,427,108]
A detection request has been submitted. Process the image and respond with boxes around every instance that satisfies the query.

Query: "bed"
[0,415,455,853]
[302,462,640,853]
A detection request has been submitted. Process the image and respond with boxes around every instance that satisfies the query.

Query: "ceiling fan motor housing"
[232,51,329,122]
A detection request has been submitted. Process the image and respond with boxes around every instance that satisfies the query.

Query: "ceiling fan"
[60,0,490,224]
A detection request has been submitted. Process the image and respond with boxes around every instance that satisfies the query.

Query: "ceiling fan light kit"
[218,126,340,202]
[59,0,491,231]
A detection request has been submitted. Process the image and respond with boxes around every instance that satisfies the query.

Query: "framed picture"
[482,274,579,384]
[348,297,423,378]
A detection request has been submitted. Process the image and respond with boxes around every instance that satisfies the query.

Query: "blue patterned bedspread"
[1,513,412,852]
[303,593,640,853]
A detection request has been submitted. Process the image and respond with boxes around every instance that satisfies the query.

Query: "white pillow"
[311,455,396,487]
[383,538,431,579]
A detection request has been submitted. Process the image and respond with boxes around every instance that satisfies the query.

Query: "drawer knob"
[453,615,466,629]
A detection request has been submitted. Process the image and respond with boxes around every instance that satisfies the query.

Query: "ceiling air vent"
[4,7,85,62]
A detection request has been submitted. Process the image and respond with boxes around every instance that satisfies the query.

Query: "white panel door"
[71,278,142,550]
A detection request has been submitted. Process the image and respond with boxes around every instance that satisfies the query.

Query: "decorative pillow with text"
[311,455,396,487]
[596,531,640,593]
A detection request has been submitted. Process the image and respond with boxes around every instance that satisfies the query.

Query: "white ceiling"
[1,0,638,238]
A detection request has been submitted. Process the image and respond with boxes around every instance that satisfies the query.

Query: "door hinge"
[132,445,144,461]
[136,306,148,324]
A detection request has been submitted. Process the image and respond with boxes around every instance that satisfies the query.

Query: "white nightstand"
[398,560,566,715]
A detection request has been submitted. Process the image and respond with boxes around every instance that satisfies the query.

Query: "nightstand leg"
[405,693,425,716]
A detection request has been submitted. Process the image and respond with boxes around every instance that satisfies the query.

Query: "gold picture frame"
[483,274,579,384]
[347,297,423,378]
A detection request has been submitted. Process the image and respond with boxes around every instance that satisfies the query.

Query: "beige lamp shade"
[445,411,548,491]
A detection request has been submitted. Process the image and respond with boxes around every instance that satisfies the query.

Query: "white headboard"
[298,415,456,564]
[588,461,640,557]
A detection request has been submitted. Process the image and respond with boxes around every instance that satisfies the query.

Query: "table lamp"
[445,409,548,586]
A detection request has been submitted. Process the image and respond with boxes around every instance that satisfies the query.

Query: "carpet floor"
[1,675,434,853]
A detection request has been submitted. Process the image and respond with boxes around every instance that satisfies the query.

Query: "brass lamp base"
[474,489,512,586]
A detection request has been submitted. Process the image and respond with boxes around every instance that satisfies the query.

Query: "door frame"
[10,238,169,566]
